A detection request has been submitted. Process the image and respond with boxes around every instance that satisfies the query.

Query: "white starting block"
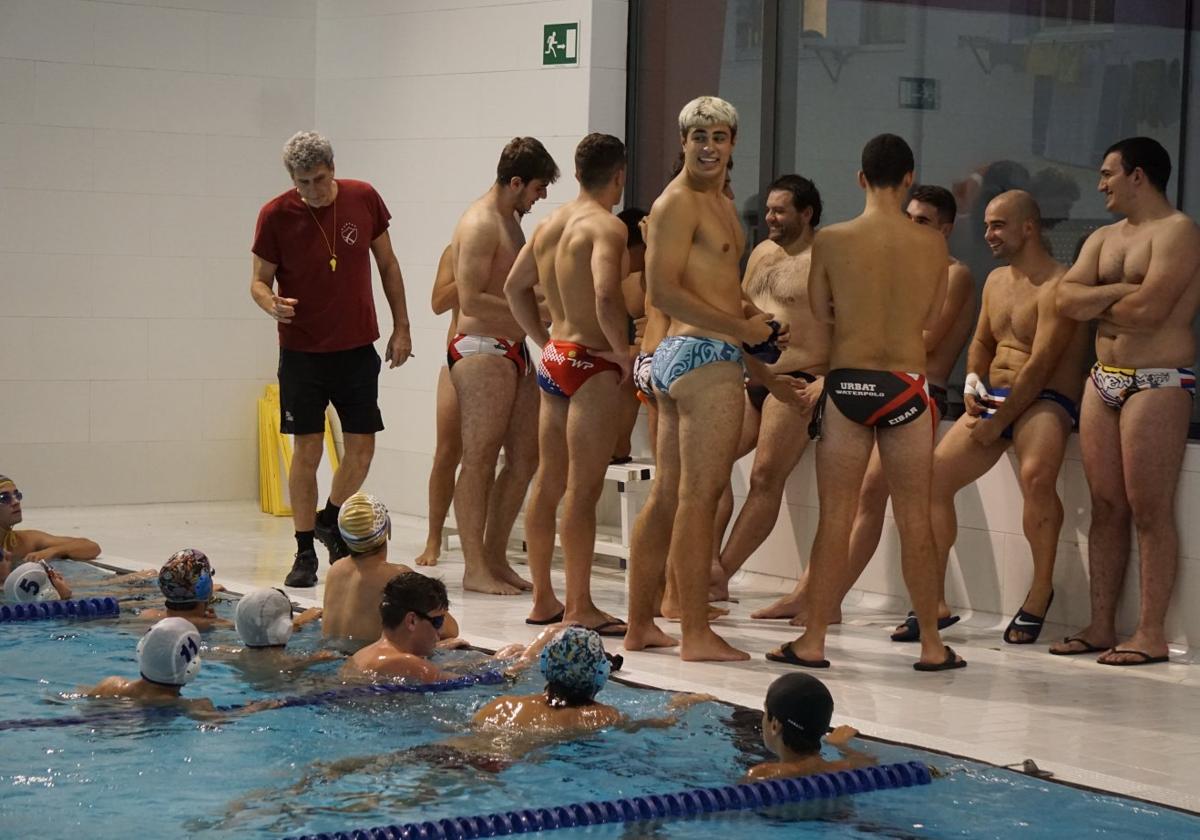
[441,460,656,567]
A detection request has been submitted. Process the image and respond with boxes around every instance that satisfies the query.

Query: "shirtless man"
[768,134,964,671]
[448,138,559,595]
[0,475,101,575]
[1053,137,1200,666]
[623,97,795,662]
[505,133,633,631]
[752,185,975,622]
[415,245,462,567]
[322,492,459,646]
[711,175,829,603]
[892,190,1086,645]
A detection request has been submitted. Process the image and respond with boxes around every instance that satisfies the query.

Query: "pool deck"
[42,500,1200,815]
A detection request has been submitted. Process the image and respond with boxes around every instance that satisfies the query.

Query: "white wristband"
[964,373,982,398]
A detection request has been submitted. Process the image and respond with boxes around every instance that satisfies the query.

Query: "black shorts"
[278,344,384,435]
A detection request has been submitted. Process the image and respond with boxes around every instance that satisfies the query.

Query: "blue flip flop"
[890,612,960,643]
[1003,591,1053,645]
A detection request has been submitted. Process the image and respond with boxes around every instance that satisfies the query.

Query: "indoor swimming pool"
[1,561,1197,839]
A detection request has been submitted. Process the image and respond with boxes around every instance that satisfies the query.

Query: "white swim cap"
[137,617,202,686]
[234,588,294,648]
[4,561,55,603]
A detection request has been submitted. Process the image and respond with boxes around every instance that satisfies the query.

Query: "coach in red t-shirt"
[251,131,412,588]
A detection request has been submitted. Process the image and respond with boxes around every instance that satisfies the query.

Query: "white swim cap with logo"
[137,617,202,686]
[4,561,56,603]
[234,588,294,647]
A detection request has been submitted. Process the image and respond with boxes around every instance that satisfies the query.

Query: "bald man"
[905,190,1088,645]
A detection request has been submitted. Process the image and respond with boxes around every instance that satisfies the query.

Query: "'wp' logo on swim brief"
[340,222,359,245]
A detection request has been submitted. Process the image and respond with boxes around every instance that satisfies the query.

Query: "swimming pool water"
[2,562,1198,839]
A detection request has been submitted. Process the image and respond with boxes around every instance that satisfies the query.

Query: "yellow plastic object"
[257,385,340,516]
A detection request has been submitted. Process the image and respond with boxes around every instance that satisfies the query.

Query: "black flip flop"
[1097,648,1170,666]
[586,619,629,638]
[1003,592,1053,645]
[765,644,830,669]
[890,612,960,643]
[525,610,565,626]
[913,644,967,672]
[1048,634,1108,656]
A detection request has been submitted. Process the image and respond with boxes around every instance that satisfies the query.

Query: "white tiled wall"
[0,0,317,505]
[736,426,1200,647]
[315,0,628,510]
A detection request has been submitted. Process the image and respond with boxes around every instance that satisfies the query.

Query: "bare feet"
[493,562,533,592]
[1095,631,1169,665]
[660,604,730,622]
[680,628,750,662]
[565,609,627,635]
[623,623,679,650]
[414,544,439,567]
[751,591,805,620]
[462,569,524,596]
[707,564,739,603]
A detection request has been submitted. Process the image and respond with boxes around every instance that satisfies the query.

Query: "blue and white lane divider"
[283,760,933,840]
[0,597,120,623]
[0,671,507,732]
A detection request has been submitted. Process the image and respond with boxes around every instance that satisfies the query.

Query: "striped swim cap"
[337,492,390,555]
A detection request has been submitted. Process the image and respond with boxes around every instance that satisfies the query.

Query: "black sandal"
[1003,591,1053,645]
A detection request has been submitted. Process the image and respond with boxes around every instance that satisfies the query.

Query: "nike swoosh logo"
[1014,617,1042,626]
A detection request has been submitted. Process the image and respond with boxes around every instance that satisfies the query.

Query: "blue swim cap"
[539,626,610,700]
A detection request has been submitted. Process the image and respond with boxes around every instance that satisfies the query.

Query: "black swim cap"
[765,673,833,753]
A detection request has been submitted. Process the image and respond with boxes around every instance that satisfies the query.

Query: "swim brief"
[929,383,948,421]
[978,385,1078,440]
[747,370,817,413]
[447,334,530,376]
[1088,362,1197,410]
[633,351,655,401]
[650,335,743,394]
[821,369,930,430]
[536,340,622,398]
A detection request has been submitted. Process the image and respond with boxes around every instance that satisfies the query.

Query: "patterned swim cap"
[338,492,390,554]
[158,549,214,608]
[539,626,610,700]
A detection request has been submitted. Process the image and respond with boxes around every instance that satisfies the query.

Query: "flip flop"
[765,644,830,669]
[1048,634,1108,656]
[1097,648,1170,667]
[525,610,564,626]
[1003,591,1053,645]
[890,612,960,642]
[586,619,629,638]
[913,644,967,672]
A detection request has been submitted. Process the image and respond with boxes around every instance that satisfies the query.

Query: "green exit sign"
[543,22,579,66]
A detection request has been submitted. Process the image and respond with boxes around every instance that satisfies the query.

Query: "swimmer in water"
[134,549,232,631]
[742,673,875,782]
[4,560,72,602]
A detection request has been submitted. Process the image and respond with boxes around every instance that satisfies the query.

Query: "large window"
[630,0,1199,428]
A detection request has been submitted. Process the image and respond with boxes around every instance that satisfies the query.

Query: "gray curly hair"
[282,131,334,175]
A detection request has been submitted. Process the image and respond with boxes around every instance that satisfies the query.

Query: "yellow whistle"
[330,257,337,272]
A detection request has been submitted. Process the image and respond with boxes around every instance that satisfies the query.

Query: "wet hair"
[545,682,598,708]
[496,137,560,186]
[0,474,12,486]
[379,572,449,630]
[765,673,833,755]
[618,207,648,248]
[282,131,334,176]
[908,184,957,226]
[861,134,914,189]
[678,96,739,139]
[768,174,823,228]
[1105,137,1172,194]
[576,133,626,191]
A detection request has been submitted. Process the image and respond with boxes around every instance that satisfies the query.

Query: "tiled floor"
[36,500,1200,814]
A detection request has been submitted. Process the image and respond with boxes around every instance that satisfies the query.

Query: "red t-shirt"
[252,179,391,353]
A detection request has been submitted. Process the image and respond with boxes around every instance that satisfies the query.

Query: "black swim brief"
[747,370,817,413]
[929,383,948,420]
[825,369,930,429]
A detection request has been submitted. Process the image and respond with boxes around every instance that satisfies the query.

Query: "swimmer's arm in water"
[456,216,520,323]
[287,649,342,671]
[431,244,458,315]
[371,231,413,369]
[979,276,1078,436]
[1055,228,1138,320]
[821,724,877,771]
[806,233,834,326]
[646,189,764,345]
[292,606,322,631]
[43,565,72,600]
[21,530,102,562]
[593,218,635,379]
[622,692,715,731]
[503,234,551,347]
[924,262,973,352]
[1103,218,1200,329]
[963,277,1000,417]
